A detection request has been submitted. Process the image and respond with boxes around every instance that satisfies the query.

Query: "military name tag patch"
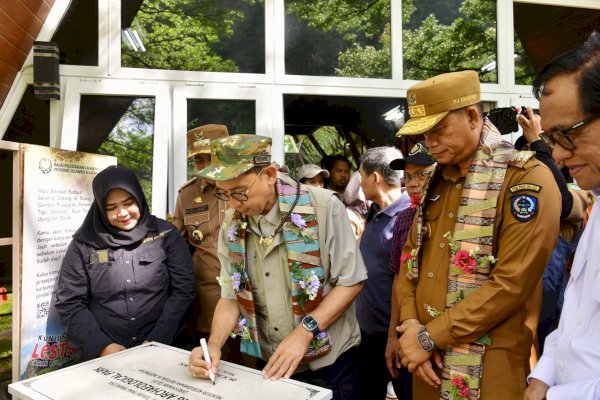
[511,195,538,222]
[509,183,541,193]
[253,155,271,165]
[186,205,208,214]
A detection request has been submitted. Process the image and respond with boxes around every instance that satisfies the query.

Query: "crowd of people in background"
[55,30,600,400]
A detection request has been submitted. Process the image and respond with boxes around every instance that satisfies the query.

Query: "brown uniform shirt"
[173,177,227,333]
[397,158,561,399]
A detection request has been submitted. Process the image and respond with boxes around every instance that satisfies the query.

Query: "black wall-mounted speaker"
[33,41,60,100]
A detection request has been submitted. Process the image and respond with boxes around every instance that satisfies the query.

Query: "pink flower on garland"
[452,250,477,274]
[451,375,470,399]
[451,376,464,386]
[459,386,470,398]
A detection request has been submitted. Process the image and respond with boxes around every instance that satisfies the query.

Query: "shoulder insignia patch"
[511,195,538,222]
[509,183,541,193]
[179,177,198,192]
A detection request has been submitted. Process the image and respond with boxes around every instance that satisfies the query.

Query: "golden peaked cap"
[187,124,229,158]
[397,70,481,136]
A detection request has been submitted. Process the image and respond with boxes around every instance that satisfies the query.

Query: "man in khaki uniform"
[394,71,561,399]
[187,135,367,400]
[173,124,240,358]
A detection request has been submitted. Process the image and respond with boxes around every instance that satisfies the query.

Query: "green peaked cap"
[197,134,272,181]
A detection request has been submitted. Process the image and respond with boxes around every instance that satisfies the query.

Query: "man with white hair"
[355,146,408,399]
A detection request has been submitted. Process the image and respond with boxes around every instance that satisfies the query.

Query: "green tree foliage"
[286,0,392,42]
[402,0,497,82]
[290,127,360,172]
[331,0,535,84]
[122,0,252,71]
[336,24,391,78]
[285,0,392,77]
[98,98,155,207]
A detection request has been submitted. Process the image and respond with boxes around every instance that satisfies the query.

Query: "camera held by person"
[486,106,528,134]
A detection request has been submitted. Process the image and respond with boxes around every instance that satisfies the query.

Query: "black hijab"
[73,165,157,248]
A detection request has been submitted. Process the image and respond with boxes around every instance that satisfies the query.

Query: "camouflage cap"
[187,124,229,158]
[397,70,481,136]
[197,134,272,181]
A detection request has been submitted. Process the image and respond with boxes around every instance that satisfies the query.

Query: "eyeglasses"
[540,113,600,150]
[404,170,431,183]
[213,168,264,202]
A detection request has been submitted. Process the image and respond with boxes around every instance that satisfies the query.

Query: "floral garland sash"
[221,177,332,360]
[405,119,533,400]
[439,120,533,400]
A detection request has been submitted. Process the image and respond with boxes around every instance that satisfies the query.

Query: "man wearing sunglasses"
[187,134,367,400]
[525,31,600,400]
[394,70,561,400]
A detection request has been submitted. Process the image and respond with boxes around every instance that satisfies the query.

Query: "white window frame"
[60,77,171,217]
[171,84,271,210]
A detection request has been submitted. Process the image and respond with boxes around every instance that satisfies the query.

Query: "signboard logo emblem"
[39,158,52,174]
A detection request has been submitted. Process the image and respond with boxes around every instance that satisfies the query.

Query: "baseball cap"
[389,141,436,170]
[396,70,481,136]
[197,134,272,181]
[187,124,229,158]
[297,164,330,180]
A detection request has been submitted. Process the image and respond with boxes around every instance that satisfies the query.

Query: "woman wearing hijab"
[56,165,195,360]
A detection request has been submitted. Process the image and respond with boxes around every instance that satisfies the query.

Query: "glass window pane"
[51,0,98,66]
[0,244,12,391]
[513,2,600,85]
[285,1,391,78]
[402,0,497,83]
[0,151,12,239]
[284,94,406,172]
[514,29,536,86]
[77,96,155,207]
[186,99,255,179]
[121,0,265,73]
[3,86,50,146]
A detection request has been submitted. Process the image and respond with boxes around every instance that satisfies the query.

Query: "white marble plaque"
[9,343,332,400]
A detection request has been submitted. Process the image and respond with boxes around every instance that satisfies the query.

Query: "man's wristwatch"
[417,326,436,352]
[301,315,320,338]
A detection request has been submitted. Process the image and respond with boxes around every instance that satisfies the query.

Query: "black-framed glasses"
[540,113,600,150]
[404,170,431,183]
[213,168,264,202]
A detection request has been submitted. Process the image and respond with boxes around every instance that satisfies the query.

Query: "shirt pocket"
[137,246,168,287]
[87,261,117,297]
[423,193,443,239]
[184,211,213,244]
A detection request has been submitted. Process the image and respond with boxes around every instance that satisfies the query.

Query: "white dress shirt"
[528,188,600,399]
